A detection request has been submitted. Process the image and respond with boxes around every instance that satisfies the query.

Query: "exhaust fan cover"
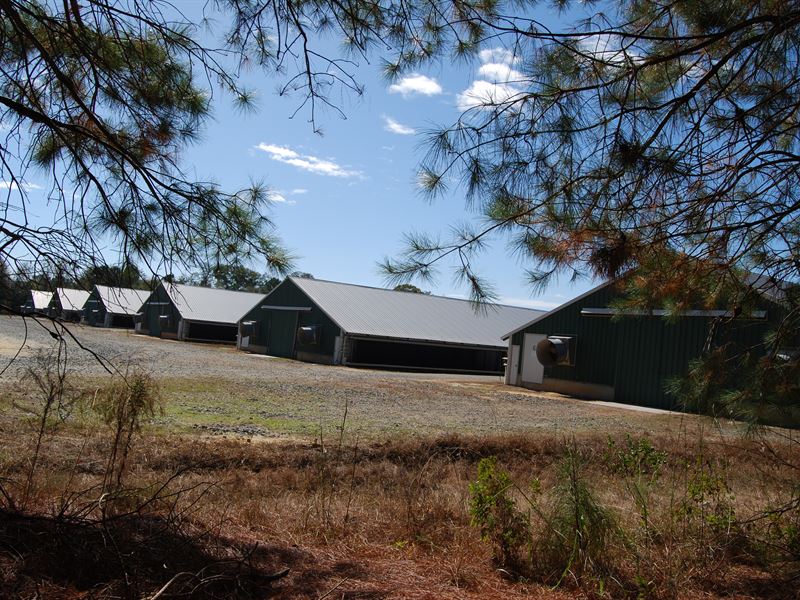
[297,325,321,346]
[535,336,575,366]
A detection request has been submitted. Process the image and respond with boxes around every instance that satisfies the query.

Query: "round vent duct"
[535,337,570,366]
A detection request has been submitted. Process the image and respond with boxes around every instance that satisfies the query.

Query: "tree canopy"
[393,283,429,294]
[378,0,800,423]
[183,264,280,293]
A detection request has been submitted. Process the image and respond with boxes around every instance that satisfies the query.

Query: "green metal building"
[48,288,90,322]
[503,280,783,409]
[238,277,543,374]
[21,290,53,315]
[84,285,150,328]
[138,282,265,343]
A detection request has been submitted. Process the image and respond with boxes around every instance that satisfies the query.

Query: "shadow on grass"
[0,509,383,599]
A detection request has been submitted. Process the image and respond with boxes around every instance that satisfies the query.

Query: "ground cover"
[0,316,797,599]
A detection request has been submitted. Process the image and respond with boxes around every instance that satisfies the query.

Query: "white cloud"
[478,48,518,66]
[290,188,308,195]
[383,116,416,135]
[478,63,523,83]
[256,143,299,160]
[456,80,520,111]
[267,191,295,205]
[578,34,643,66]
[457,46,526,112]
[255,143,362,178]
[0,180,42,191]
[388,74,443,97]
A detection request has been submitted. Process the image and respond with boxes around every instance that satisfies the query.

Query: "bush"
[469,447,618,590]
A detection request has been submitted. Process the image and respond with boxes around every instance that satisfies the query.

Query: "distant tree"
[78,263,145,290]
[0,261,23,311]
[211,265,280,293]
[181,265,280,293]
[393,284,429,294]
[290,272,315,280]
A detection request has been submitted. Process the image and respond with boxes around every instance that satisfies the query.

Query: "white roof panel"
[164,283,265,325]
[56,287,90,312]
[30,290,53,310]
[289,277,544,348]
[94,285,150,316]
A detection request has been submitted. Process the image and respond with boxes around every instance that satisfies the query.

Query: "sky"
[6,1,602,311]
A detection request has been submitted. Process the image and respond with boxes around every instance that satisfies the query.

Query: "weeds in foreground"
[12,347,84,508]
[470,445,617,589]
[469,434,799,598]
[0,350,291,599]
[92,367,162,493]
[2,348,799,598]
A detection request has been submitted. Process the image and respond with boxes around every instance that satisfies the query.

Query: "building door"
[266,310,297,358]
[521,333,547,384]
[505,344,520,385]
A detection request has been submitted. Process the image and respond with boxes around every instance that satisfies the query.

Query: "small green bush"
[469,456,530,574]
[469,449,618,590]
[605,435,667,478]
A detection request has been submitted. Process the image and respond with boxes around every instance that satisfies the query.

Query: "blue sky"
[178,3,602,310]
[7,2,601,311]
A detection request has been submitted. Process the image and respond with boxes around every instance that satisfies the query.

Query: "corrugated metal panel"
[516,279,780,410]
[289,277,543,349]
[94,285,150,316]
[56,288,90,312]
[164,283,265,325]
[142,284,181,336]
[30,290,53,310]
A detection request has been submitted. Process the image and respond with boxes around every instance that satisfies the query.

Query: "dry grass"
[0,335,797,598]
[1,410,797,599]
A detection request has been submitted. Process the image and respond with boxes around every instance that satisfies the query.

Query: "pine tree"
[381,0,800,423]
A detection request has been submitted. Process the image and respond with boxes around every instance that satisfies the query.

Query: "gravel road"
[0,315,688,437]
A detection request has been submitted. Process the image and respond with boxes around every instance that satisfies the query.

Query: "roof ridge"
[289,276,543,312]
[168,282,265,296]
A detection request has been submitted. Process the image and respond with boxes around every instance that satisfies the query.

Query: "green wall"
[141,284,181,337]
[512,282,780,409]
[239,279,340,359]
[83,288,106,326]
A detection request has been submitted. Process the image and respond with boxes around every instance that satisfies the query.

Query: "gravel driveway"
[0,315,693,438]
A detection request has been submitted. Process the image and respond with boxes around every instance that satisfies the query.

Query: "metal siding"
[517,280,779,409]
[238,279,339,358]
[142,284,181,337]
[266,310,296,357]
[526,284,618,387]
[84,288,106,326]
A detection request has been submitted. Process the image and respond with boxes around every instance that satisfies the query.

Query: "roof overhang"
[346,332,505,351]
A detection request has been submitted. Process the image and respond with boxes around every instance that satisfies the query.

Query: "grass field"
[0,317,797,599]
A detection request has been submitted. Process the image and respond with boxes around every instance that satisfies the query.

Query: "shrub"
[468,456,530,574]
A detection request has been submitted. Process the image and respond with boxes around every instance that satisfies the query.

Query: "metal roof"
[287,277,544,348]
[55,287,90,312]
[29,290,53,310]
[163,283,266,325]
[94,285,150,316]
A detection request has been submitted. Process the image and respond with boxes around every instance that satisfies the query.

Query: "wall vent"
[297,325,321,346]
[535,335,576,366]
